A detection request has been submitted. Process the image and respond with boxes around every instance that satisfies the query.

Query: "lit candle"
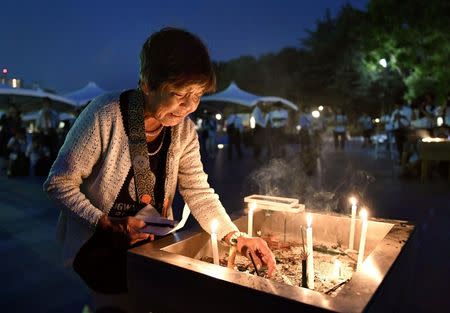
[248,202,256,237]
[306,213,314,289]
[357,209,368,271]
[348,197,358,250]
[332,259,342,281]
[211,219,220,265]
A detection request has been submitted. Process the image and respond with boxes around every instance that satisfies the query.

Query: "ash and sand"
[201,235,357,295]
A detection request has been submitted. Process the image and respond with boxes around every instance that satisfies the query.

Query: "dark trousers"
[7,153,30,177]
[393,129,408,160]
[299,128,311,151]
[268,127,285,158]
[362,129,373,147]
[334,131,346,150]
[253,125,265,160]
[227,132,242,160]
[40,131,59,159]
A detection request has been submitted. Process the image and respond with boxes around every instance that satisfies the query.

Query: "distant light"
[379,58,387,68]
[250,116,256,129]
[437,117,444,127]
[11,78,18,88]
[58,121,65,129]
[422,137,445,143]
[215,113,222,121]
[217,144,224,149]
[296,125,301,131]
[2,68,7,75]
[312,110,320,118]
[374,118,380,123]
[318,105,324,111]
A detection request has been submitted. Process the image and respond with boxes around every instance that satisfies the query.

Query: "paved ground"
[0,136,449,312]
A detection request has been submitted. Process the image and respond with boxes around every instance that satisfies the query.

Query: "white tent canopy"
[0,84,76,112]
[64,81,107,107]
[22,111,76,122]
[255,96,298,111]
[201,81,261,108]
[200,81,298,112]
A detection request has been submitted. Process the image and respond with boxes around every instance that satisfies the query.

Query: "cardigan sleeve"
[43,99,106,229]
[177,120,239,241]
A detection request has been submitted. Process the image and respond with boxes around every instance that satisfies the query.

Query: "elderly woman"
[44,27,275,311]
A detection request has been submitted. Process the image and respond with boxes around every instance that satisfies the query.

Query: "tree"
[298,6,377,116]
[361,0,450,103]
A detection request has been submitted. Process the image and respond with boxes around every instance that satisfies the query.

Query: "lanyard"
[127,89,155,206]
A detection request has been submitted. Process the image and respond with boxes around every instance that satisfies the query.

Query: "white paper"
[135,203,191,236]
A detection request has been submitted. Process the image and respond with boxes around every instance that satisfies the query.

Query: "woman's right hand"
[96,214,151,248]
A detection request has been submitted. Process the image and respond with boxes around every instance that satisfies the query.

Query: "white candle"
[306,213,314,289]
[211,219,220,265]
[332,259,342,281]
[357,209,368,271]
[348,197,358,250]
[248,202,256,237]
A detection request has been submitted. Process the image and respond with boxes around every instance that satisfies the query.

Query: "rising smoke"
[248,156,375,214]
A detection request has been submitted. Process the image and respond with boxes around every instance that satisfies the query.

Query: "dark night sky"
[2,0,368,93]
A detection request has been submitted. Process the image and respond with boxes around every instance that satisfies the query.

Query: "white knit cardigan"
[44,92,238,266]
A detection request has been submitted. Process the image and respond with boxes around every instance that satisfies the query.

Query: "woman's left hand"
[236,236,276,277]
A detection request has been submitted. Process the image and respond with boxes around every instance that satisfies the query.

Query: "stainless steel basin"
[128,210,415,313]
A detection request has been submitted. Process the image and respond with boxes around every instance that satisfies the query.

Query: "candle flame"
[349,196,357,206]
[360,208,368,220]
[249,202,257,212]
[211,219,218,233]
[306,213,312,227]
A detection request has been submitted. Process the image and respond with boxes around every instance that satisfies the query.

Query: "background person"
[35,97,60,159]
[202,114,217,159]
[26,133,52,177]
[6,127,29,177]
[266,106,288,158]
[358,112,374,148]
[225,113,243,160]
[333,108,348,150]
[390,96,412,161]
[251,105,267,160]
[298,110,312,152]
[0,104,22,173]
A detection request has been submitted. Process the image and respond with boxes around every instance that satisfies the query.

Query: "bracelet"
[228,231,249,246]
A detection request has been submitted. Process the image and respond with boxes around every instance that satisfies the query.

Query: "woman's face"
[144,83,204,126]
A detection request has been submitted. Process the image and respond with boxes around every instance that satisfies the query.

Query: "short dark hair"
[139,27,216,93]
